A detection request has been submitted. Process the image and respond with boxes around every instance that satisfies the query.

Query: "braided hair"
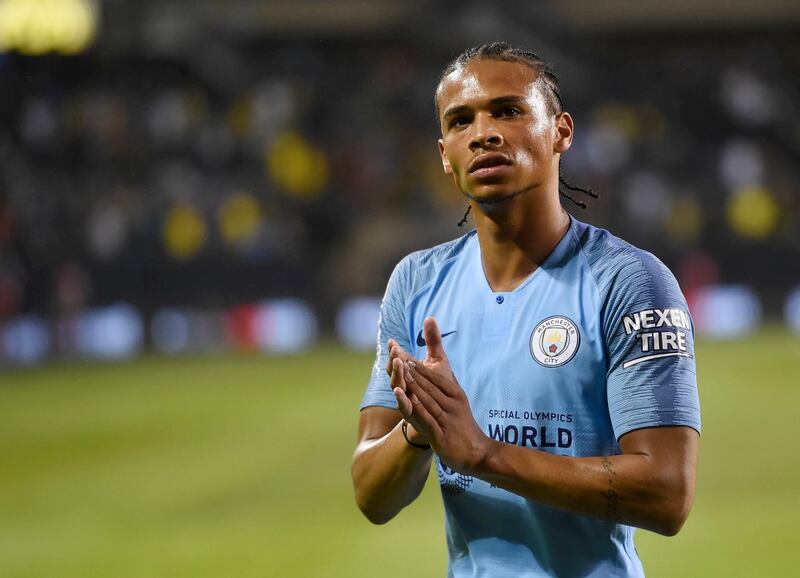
[435,42,598,226]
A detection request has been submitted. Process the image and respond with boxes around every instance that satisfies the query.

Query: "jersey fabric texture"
[360,216,701,578]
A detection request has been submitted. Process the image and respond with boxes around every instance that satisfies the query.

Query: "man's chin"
[465,187,526,206]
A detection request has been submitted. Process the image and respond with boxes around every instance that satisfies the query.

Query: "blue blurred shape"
[336,296,382,351]
[692,285,761,339]
[76,303,144,360]
[2,314,50,365]
[785,286,800,336]
[254,299,317,354]
[151,308,191,355]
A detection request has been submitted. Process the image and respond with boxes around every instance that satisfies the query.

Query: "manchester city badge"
[530,316,580,367]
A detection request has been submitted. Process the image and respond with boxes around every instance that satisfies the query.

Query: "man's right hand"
[386,338,429,446]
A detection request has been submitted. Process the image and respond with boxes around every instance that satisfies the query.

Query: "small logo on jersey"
[530,316,580,367]
[436,459,473,496]
[416,329,457,347]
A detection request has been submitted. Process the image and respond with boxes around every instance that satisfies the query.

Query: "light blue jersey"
[360,216,701,578]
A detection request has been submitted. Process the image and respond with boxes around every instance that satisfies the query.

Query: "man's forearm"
[351,420,433,525]
[472,433,696,536]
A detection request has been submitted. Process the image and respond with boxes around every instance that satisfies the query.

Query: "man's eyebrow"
[442,95,527,119]
[487,95,526,107]
[442,104,470,120]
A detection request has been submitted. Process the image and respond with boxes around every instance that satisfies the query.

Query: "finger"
[408,391,444,440]
[388,341,419,375]
[385,342,393,376]
[385,339,400,376]
[405,362,445,420]
[393,343,415,362]
[392,387,413,419]
[412,359,461,398]
[390,358,406,392]
[423,317,447,363]
[406,360,451,408]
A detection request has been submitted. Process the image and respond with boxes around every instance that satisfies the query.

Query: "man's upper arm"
[601,249,701,441]
[360,256,414,411]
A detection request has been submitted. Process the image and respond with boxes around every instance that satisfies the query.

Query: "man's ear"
[438,139,453,174]
[554,112,574,154]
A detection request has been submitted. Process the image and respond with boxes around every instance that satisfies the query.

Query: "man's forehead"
[437,59,539,109]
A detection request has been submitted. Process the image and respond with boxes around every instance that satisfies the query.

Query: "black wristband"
[402,420,431,450]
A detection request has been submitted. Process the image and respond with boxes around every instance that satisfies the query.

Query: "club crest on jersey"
[530,316,580,367]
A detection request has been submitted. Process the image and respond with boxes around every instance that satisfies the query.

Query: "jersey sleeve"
[603,251,701,440]
[359,256,413,411]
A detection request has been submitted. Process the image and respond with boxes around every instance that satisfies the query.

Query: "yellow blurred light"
[267,131,329,199]
[163,204,207,260]
[593,102,640,139]
[218,193,263,246]
[726,186,779,240]
[665,195,703,244]
[0,0,97,55]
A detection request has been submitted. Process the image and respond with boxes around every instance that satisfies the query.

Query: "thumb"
[393,387,413,419]
[424,316,447,362]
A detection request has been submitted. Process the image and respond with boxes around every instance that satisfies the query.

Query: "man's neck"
[472,186,569,293]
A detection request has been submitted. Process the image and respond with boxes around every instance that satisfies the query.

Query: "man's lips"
[468,153,512,174]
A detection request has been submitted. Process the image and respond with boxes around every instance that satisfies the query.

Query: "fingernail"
[408,360,416,369]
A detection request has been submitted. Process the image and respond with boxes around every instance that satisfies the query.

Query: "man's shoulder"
[402,229,475,268]
[390,230,476,298]
[571,218,679,303]
[397,229,476,276]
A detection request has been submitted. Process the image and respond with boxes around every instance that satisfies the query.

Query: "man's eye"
[498,107,521,118]
[450,117,469,128]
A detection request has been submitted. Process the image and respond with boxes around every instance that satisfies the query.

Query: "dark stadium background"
[0,1,798,577]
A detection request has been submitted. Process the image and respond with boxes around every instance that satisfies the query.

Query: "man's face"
[436,58,568,204]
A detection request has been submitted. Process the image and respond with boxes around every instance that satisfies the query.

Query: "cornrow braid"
[559,159,599,210]
[457,204,472,227]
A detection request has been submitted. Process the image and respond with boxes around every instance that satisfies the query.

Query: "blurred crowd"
[0,27,799,362]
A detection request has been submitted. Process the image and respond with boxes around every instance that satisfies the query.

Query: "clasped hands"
[387,316,490,475]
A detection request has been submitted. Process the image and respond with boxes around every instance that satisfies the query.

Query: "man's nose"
[470,113,503,150]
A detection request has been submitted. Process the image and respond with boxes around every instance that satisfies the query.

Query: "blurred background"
[0,1,799,577]
[0,0,799,363]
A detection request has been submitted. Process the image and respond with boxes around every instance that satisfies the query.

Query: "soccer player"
[351,43,700,578]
